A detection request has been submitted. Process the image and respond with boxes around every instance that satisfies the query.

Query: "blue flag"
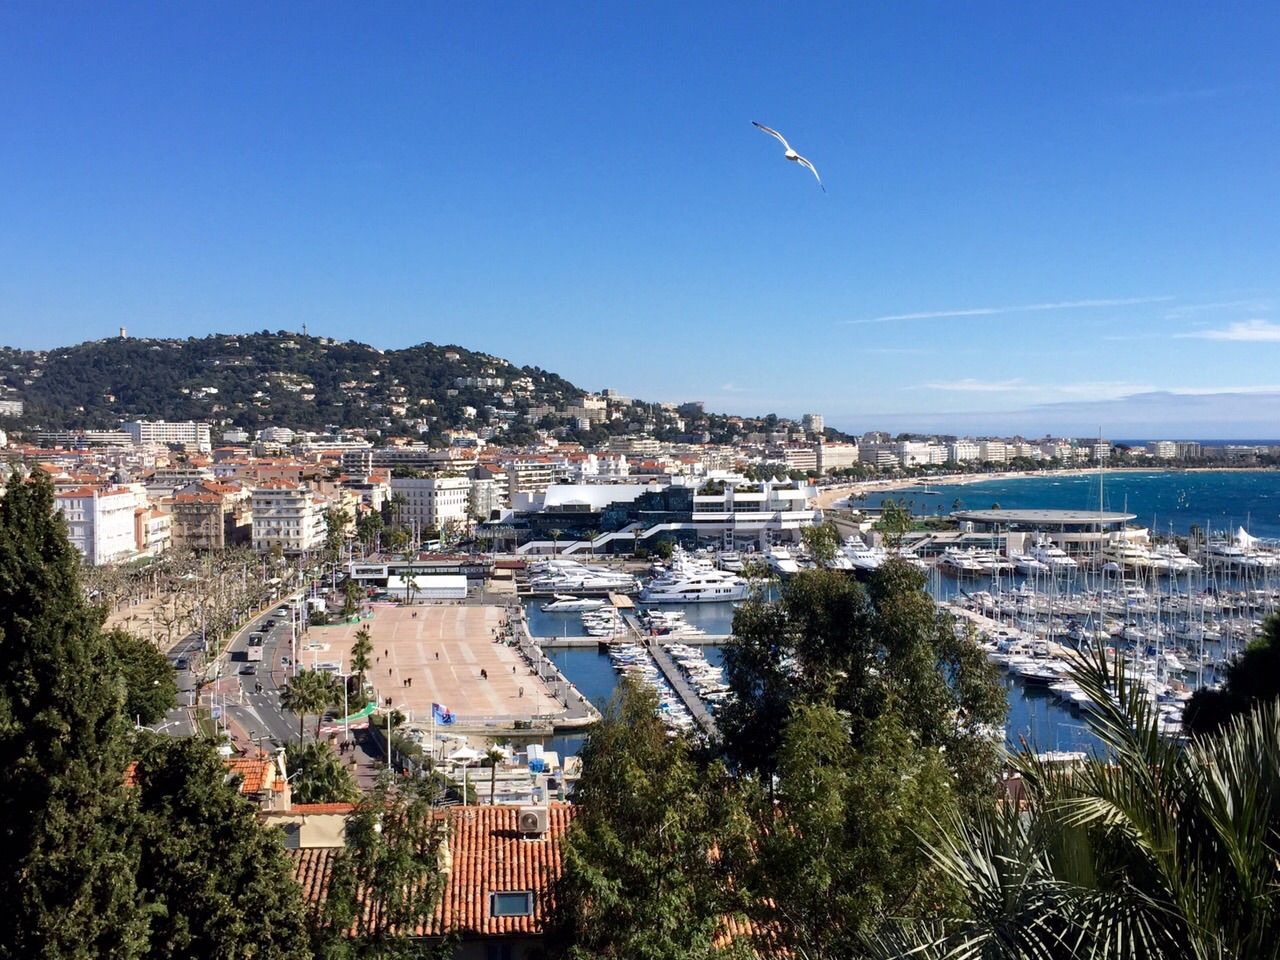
[432,702,455,725]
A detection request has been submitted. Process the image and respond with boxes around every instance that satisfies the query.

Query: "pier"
[648,638,720,737]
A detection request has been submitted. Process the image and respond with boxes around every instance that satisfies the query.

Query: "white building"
[815,442,860,474]
[978,440,1010,463]
[468,477,507,520]
[123,420,213,453]
[251,481,327,554]
[0,399,23,417]
[801,413,825,435]
[947,439,981,463]
[55,486,137,565]
[691,480,819,547]
[256,426,296,445]
[389,476,473,531]
[1146,441,1178,459]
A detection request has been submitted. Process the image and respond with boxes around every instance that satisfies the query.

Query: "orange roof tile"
[288,802,358,815]
[224,756,274,795]
[288,804,574,938]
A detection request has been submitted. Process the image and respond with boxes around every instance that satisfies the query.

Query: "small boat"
[540,594,606,612]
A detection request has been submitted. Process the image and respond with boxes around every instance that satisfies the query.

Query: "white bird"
[752,121,825,192]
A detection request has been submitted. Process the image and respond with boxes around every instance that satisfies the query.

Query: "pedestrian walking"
[518,686,524,698]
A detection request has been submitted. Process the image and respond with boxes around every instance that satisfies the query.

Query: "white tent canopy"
[1236,526,1260,547]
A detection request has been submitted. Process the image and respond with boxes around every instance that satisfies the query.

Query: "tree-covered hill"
[0,332,585,434]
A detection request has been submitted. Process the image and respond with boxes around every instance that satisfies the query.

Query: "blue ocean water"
[856,469,1280,539]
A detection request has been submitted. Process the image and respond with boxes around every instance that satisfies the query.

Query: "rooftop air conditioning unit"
[518,805,549,836]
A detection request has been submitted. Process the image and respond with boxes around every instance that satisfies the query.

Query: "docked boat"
[939,547,985,575]
[839,536,889,571]
[639,569,749,603]
[1028,538,1078,572]
[1010,553,1050,574]
[765,546,801,576]
[1102,536,1154,570]
[540,594,606,612]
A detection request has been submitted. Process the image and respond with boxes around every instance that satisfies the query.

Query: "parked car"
[239,664,257,676]
[174,657,189,670]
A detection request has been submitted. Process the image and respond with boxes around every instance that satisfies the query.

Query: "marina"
[521,469,1280,755]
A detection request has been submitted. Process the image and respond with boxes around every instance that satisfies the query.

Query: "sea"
[531,469,1280,759]
[856,468,1280,540]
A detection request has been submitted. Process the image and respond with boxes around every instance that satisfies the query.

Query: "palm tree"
[547,529,563,557]
[873,645,1280,958]
[483,743,506,805]
[350,625,373,702]
[280,669,341,741]
[285,741,359,804]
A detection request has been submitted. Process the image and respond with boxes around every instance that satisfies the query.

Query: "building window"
[489,891,533,917]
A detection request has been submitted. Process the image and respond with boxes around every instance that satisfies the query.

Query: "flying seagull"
[752,121,825,192]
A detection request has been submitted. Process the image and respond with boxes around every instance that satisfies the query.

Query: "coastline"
[815,465,1280,509]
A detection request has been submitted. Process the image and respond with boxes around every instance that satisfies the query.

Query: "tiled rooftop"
[288,803,573,938]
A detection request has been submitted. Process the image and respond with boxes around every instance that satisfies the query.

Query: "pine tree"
[0,473,148,958]
[551,679,748,960]
[316,772,450,958]
[130,735,311,960]
[106,627,178,726]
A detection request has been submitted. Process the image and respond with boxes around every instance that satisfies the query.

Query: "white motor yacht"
[939,547,985,575]
[639,569,749,603]
[765,546,801,576]
[540,594,606,612]
[1028,538,1078,572]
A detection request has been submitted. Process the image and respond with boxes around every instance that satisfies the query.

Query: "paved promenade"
[306,603,563,725]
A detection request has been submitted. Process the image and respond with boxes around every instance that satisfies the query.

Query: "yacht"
[839,536,889,572]
[1102,537,1154,570]
[939,547,984,576]
[1028,538,1078,572]
[765,545,801,576]
[1010,553,1050,574]
[639,569,749,603]
[971,549,1014,574]
[540,594,606,612]
[1148,543,1200,574]
[717,551,745,573]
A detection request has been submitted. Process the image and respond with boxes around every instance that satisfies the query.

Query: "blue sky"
[1,3,1278,437]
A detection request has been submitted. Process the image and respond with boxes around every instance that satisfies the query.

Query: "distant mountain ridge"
[0,332,586,436]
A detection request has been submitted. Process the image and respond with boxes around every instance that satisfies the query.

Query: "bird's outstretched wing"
[795,155,825,192]
[752,120,792,152]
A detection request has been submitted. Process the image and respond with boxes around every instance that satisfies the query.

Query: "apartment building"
[123,420,213,453]
[504,457,561,504]
[1146,441,1178,459]
[54,486,138,565]
[978,440,1010,463]
[251,481,327,554]
[815,441,860,474]
[947,439,981,462]
[801,413,825,435]
[388,476,473,530]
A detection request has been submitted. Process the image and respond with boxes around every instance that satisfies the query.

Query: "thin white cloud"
[922,379,1158,402]
[848,295,1175,326]
[1177,319,1280,342]
[1163,298,1272,318]
[922,378,1025,393]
